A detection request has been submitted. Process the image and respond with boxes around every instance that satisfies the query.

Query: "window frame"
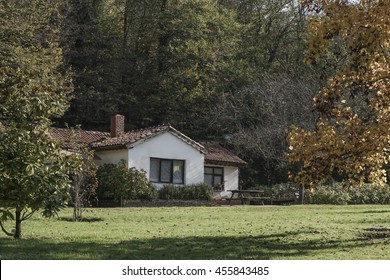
[150,157,185,184]
[204,166,224,191]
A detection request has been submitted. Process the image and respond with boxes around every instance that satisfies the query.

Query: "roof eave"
[91,144,127,151]
[205,159,247,168]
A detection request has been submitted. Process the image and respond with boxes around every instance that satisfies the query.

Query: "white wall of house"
[224,166,239,195]
[127,131,204,189]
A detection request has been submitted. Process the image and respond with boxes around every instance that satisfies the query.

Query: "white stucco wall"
[127,131,204,189]
[224,166,239,192]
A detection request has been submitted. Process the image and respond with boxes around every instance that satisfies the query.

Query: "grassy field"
[1,205,390,260]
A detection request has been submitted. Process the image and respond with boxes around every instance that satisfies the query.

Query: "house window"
[204,166,224,191]
[150,158,185,184]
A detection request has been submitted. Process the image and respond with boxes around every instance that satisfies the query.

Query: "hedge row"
[96,162,213,201]
[250,182,390,205]
[304,183,390,205]
[158,183,213,201]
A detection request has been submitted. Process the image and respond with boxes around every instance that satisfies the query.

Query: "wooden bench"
[228,190,271,205]
[229,189,297,205]
[270,192,297,205]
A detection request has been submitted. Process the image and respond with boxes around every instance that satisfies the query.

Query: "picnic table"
[228,189,297,205]
[228,189,272,205]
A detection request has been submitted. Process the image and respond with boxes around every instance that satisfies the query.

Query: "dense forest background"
[56,0,339,187]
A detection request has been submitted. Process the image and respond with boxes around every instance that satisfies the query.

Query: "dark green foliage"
[55,0,325,188]
[158,183,213,201]
[0,0,81,239]
[60,0,243,130]
[96,161,157,202]
[305,183,390,205]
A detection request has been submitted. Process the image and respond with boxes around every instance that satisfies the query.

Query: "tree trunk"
[157,0,168,74]
[14,210,22,239]
[298,185,305,205]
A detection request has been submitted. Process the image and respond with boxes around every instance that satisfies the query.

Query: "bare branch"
[0,221,13,237]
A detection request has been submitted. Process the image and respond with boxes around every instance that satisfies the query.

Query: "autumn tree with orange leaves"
[288,0,389,187]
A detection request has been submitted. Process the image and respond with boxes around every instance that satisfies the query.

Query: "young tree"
[0,0,80,238]
[67,127,98,222]
[288,0,389,187]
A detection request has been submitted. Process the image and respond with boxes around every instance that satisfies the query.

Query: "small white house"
[51,115,246,198]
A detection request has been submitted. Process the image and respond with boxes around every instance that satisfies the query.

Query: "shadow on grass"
[57,217,104,223]
[0,231,369,260]
[361,210,390,214]
[336,210,390,215]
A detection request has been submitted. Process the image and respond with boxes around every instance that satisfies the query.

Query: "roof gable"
[86,124,205,154]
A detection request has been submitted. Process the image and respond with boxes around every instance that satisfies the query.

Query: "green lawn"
[1,205,390,259]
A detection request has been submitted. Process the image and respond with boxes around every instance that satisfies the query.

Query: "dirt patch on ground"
[360,227,390,240]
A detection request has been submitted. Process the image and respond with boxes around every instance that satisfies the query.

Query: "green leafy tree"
[60,0,123,129]
[0,0,80,238]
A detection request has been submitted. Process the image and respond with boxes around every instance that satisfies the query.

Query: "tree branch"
[0,221,13,237]
[21,210,36,221]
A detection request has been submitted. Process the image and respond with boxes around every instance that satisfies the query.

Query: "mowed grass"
[1,205,390,259]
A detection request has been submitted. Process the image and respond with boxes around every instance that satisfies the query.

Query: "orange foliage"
[288,0,390,186]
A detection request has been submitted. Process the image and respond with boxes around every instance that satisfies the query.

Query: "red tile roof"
[50,127,109,149]
[201,141,247,167]
[50,126,246,167]
[90,124,206,153]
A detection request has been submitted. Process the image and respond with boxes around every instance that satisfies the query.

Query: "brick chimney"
[110,114,125,138]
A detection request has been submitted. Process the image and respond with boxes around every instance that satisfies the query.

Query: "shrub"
[304,183,390,205]
[250,182,300,197]
[158,183,213,201]
[96,160,157,202]
[304,183,350,205]
[348,184,390,204]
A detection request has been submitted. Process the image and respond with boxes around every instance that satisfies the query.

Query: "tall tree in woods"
[61,0,123,129]
[288,0,390,187]
[223,0,310,74]
[0,0,81,238]
[61,0,241,130]
[114,0,243,127]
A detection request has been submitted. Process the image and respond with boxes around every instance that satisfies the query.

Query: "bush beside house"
[158,183,213,201]
[96,160,157,205]
[95,161,212,206]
